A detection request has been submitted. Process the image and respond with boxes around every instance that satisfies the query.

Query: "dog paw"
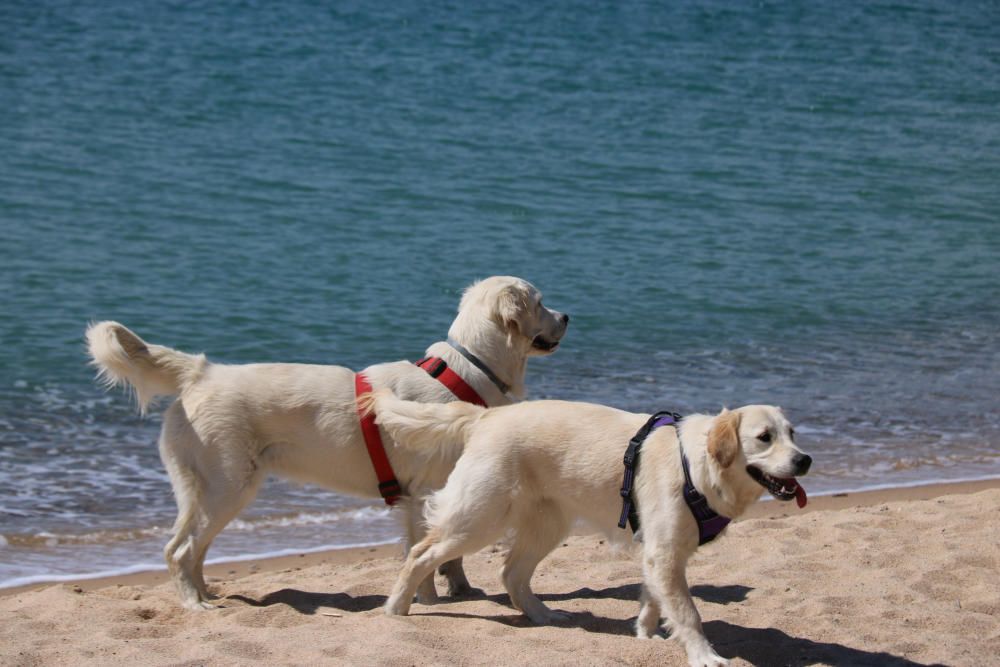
[547,610,572,623]
[447,583,485,599]
[635,627,667,640]
[687,649,728,667]
[415,590,440,605]
[384,597,411,616]
[526,608,571,625]
[415,578,440,606]
[183,599,218,611]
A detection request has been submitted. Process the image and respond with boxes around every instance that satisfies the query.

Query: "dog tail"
[86,321,206,414]
[359,389,483,459]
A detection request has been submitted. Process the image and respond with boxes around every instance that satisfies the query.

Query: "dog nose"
[792,453,812,476]
[561,313,570,324]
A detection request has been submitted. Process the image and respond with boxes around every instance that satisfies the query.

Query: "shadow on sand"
[225,589,386,614]
[706,620,945,667]
[222,582,743,616]
[225,584,937,666]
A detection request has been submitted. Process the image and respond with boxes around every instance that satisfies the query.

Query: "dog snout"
[792,453,812,476]
[560,313,569,325]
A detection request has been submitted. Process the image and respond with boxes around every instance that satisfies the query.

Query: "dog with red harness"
[86,276,568,610]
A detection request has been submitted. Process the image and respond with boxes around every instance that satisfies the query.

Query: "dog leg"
[403,499,440,605]
[190,474,264,601]
[636,584,665,639]
[161,463,215,609]
[160,416,264,610]
[642,549,727,667]
[164,525,210,609]
[385,531,480,616]
[438,558,475,597]
[501,503,570,624]
[164,479,263,609]
[387,499,506,615]
[389,452,510,615]
[414,575,438,605]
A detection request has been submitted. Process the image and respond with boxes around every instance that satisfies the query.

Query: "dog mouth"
[746,466,808,508]
[531,335,560,352]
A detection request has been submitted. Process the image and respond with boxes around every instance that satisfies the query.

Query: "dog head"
[457,276,569,355]
[706,406,811,507]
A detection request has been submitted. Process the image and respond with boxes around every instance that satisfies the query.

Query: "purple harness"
[618,412,731,546]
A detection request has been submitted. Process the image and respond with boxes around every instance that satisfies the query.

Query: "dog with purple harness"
[364,392,812,667]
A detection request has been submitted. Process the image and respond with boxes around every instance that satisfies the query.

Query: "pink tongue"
[794,481,808,508]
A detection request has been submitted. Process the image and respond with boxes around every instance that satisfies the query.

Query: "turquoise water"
[2,0,998,585]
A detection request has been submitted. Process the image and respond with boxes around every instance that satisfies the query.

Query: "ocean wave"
[0,538,401,590]
[798,474,1000,499]
[1,506,394,548]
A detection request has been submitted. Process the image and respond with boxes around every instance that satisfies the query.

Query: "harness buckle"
[378,479,402,500]
[417,357,448,379]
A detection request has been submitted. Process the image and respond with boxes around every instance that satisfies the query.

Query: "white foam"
[228,506,391,532]
[758,473,1000,501]
[0,538,401,590]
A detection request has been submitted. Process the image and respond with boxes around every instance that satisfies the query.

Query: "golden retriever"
[365,392,811,667]
[86,276,568,610]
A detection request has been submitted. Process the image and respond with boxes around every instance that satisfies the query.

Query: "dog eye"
[758,432,771,443]
[789,428,795,440]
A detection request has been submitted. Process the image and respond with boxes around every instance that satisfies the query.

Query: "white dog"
[364,392,811,667]
[86,276,568,610]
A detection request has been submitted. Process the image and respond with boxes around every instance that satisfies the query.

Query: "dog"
[86,276,568,610]
[364,392,811,667]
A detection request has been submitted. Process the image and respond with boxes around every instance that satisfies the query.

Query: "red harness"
[412,356,489,408]
[355,356,489,505]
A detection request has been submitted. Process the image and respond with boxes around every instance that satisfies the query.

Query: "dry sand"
[1,481,997,666]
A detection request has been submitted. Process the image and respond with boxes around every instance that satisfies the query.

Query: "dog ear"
[494,284,532,336]
[707,409,741,468]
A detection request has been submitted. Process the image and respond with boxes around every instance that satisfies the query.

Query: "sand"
[1,481,997,666]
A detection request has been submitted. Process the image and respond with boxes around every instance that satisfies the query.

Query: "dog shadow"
[416,583,751,636]
[542,583,751,605]
[706,620,945,667]
[223,582,747,618]
[225,589,386,614]
[226,585,936,665]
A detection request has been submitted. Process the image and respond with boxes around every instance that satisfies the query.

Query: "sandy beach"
[2,480,997,666]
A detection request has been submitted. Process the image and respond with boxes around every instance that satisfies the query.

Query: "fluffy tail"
[359,389,484,459]
[86,321,206,413]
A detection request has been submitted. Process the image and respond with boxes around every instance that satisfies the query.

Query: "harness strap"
[354,353,490,506]
[680,445,732,545]
[354,372,402,506]
[618,411,732,545]
[447,337,510,395]
[414,356,489,407]
[618,412,680,532]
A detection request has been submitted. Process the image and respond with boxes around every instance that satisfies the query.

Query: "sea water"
[1,0,998,586]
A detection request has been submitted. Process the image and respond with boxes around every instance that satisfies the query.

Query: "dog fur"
[365,392,811,667]
[86,276,568,610]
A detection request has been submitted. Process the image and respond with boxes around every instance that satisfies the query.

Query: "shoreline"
[2,476,996,599]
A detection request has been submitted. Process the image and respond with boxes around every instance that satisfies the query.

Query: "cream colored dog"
[86,276,568,610]
[365,392,811,667]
